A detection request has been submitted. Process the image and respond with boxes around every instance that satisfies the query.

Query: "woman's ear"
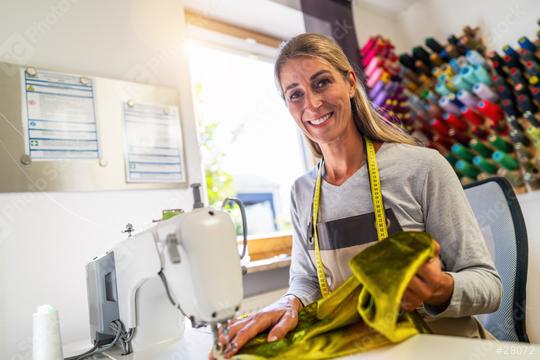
[347,71,357,98]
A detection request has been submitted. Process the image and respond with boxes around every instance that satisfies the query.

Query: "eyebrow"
[284,70,332,93]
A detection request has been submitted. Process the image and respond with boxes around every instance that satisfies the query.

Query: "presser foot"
[210,322,224,358]
[210,321,232,359]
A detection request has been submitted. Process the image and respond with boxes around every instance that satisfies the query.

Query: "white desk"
[77,325,540,360]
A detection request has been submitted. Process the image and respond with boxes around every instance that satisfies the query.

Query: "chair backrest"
[463,177,529,342]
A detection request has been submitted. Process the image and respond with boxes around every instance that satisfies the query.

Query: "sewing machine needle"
[210,322,223,355]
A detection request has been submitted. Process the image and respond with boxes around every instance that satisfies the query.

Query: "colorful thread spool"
[435,81,452,96]
[492,150,519,170]
[527,126,540,144]
[509,128,531,147]
[461,106,484,126]
[455,160,479,179]
[457,89,479,108]
[473,156,498,174]
[490,60,507,77]
[524,111,540,128]
[439,96,462,115]
[452,74,473,91]
[525,61,540,77]
[477,100,504,122]
[459,66,478,86]
[496,84,513,100]
[369,80,386,99]
[413,46,432,67]
[517,94,538,114]
[361,37,377,56]
[444,113,468,131]
[472,65,492,85]
[502,44,520,59]
[531,87,540,104]
[530,76,539,88]
[519,48,540,64]
[469,138,494,157]
[440,63,455,77]
[514,83,530,97]
[445,153,459,166]
[399,53,416,72]
[433,134,453,151]
[507,115,524,131]
[449,58,461,73]
[500,98,520,117]
[509,68,527,85]
[446,92,464,107]
[518,36,537,53]
[430,53,443,66]
[373,90,389,107]
[466,50,486,66]
[451,143,475,162]
[515,143,533,160]
[491,75,508,88]
[430,117,450,136]
[448,128,471,146]
[488,134,513,153]
[364,58,383,78]
[425,37,445,53]
[367,67,385,88]
[473,83,499,102]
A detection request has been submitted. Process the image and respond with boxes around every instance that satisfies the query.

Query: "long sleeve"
[285,182,321,306]
[421,152,503,318]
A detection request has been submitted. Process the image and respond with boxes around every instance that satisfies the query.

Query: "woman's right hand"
[214,295,303,359]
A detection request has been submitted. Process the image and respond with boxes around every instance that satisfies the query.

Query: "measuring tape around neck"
[312,136,388,297]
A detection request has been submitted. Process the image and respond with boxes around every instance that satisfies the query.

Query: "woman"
[218,33,502,358]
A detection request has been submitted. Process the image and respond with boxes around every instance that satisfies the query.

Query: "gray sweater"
[286,142,502,334]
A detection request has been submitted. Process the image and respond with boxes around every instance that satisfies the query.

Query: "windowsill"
[246,254,291,274]
[238,231,292,262]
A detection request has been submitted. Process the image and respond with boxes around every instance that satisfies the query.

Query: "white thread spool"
[32,305,64,360]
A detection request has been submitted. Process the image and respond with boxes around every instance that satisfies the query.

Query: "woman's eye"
[314,78,330,89]
[289,91,303,101]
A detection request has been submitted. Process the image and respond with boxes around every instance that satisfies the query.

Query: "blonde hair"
[274,33,420,158]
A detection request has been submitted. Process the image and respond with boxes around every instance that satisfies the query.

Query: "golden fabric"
[234,231,435,360]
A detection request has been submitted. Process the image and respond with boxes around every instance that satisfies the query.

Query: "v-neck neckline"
[321,142,386,192]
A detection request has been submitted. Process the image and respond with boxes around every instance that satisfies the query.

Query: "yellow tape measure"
[312,136,387,298]
[365,137,388,241]
[312,162,330,297]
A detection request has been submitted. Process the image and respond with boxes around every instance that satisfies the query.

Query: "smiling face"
[279,56,357,148]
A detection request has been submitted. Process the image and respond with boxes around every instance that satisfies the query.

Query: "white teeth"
[308,113,332,125]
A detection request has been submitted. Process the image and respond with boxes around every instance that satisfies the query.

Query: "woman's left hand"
[401,241,455,312]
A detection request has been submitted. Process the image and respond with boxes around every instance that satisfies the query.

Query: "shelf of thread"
[360,21,540,193]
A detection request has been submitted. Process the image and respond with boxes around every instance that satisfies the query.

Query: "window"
[186,18,309,238]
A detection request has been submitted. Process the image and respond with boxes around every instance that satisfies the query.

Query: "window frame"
[185,10,314,262]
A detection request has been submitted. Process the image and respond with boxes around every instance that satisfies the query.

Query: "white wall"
[398,0,540,52]
[0,0,203,358]
[352,0,540,53]
[351,1,410,53]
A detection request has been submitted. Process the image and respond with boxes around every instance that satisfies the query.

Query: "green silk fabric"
[234,231,436,360]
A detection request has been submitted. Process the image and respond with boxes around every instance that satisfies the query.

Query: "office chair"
[463,177,529,342]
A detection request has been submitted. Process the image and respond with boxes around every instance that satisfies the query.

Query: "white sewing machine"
[85,184,244,357]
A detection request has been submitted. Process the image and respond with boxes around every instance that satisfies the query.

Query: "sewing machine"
[85,184,244,357]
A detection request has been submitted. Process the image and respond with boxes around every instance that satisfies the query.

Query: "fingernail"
[225,342,236,353]
[268,335,278,342]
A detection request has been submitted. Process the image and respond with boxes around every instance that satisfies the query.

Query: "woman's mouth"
[307,112,333,127]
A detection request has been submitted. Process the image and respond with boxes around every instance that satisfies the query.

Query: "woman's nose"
[304,90,323,111]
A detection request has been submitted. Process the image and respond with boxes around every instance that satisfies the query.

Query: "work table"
[69,324,539,360]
